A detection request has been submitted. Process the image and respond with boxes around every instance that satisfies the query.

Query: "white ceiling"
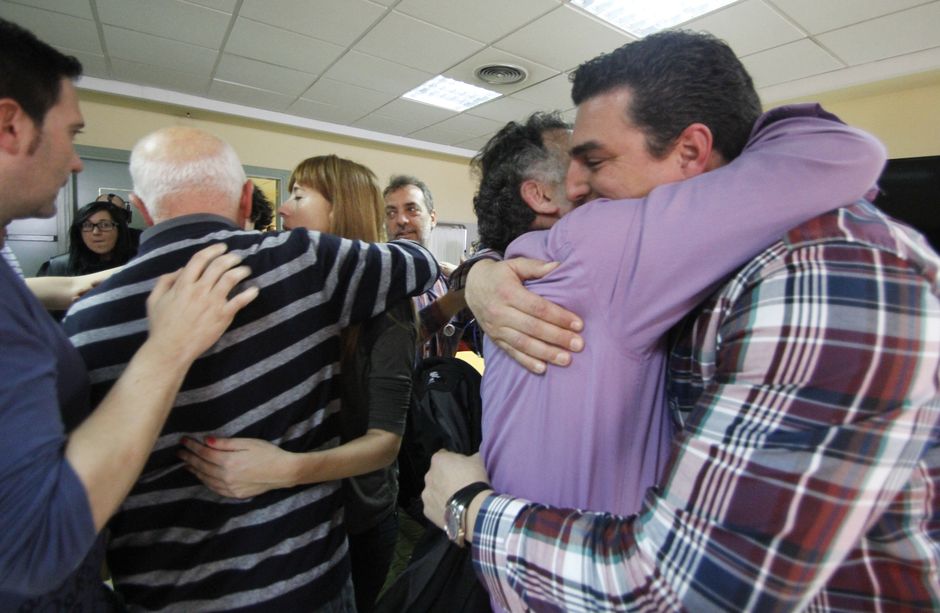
[2,0,939,157]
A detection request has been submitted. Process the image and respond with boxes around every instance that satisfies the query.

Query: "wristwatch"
[444,481,491,547]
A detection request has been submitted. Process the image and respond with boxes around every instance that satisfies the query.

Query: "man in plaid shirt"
[422,31,940,611]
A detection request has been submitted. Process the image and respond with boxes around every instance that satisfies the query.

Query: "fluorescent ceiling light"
[402,75,500,112]
[571,0,737,37]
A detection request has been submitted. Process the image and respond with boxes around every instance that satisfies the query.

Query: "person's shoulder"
[785,201,939,272]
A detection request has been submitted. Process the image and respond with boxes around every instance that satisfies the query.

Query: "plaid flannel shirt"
[472,202,940,612]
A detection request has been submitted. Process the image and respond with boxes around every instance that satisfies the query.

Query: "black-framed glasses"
[81,220,117,233]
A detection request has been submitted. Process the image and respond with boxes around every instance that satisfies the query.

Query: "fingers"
[505,257,560,281]
[149,269,181,304]
[177,243,229,285]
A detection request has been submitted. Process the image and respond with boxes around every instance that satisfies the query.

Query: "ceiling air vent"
[474,64,528,86]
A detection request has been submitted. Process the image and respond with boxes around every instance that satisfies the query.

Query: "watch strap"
[446,481,491,546]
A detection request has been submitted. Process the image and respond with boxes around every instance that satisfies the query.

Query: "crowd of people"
[1,15,938,613]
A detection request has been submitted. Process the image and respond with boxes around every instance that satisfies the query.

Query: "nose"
[565,159,591,205]
[71,149,84,174]
[394,210,409,227]
[91,225,103,233]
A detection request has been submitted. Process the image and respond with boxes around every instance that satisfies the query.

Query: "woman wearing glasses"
[38,198,137,277]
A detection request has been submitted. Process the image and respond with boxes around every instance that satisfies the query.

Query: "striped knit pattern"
[63,217,437,612]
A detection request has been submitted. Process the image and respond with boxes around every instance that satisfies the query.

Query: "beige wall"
[777,70,940,159]
[75,90,478,223]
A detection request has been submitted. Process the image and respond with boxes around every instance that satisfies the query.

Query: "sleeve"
[472,243,940,611]
[608,105,888,347]
[0,291,97,594]
[365,299,416,435]
[312,233,439,327]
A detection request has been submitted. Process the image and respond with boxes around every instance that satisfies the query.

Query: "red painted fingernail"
[206,436,216,445]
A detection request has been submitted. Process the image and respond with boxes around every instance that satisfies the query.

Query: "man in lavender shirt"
[474,35,886,518]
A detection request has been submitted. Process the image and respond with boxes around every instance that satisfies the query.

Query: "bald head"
[129,127,248,224]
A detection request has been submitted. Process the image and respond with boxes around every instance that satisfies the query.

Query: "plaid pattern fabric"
[472,202,940,612]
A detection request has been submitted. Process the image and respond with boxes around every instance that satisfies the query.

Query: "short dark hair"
[250,185,274,230]
[472,112,571,253]
[0,18,82,127]
[571,30,760,162]
[384,174,434,214]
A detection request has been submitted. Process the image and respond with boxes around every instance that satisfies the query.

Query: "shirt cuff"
[472,493,528,611]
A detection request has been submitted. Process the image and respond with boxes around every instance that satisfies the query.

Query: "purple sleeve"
[0,277,96,595]
[575,104,887,348]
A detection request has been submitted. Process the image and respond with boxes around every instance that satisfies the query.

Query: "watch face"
[445,499,462,542]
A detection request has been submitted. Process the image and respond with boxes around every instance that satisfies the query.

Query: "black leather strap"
[448,481,492,510]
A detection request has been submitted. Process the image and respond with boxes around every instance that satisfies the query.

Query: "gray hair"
[384,174,434,213]
[129,127,246,218]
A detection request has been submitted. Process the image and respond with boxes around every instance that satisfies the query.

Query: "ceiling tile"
[771,0,930,34]
[216,54,316,97]
[466,95,543,123]
[395,0,559,42]
[323,50,433,95]
[104,25,217,74]
[496,5,634,72]
[287,97,369,124]
[239,0,385,46]
[0,2,100,53]
[511,73,574,110]
[431,113,506,138]
[372,98,456,126]
[96,0,230,48]
[184,0,237,12]
[300,78,396,113]
[209,79,294,111]
[457,134,495,151]
[3,0,93,19]
[444,48,559,97]
[353,113,421,136]
[354,11,484,73]
[408,124,475,146]
[111,58,210,95]
[69,50,108,78]
[226,18,345,74]
[685,0,805,56]
[816,3,940,66]
[741,38,844,88]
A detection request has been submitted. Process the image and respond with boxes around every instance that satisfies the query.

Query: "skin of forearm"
[24,276,82,310]
[64,339,192,531]
[288,429,402,485]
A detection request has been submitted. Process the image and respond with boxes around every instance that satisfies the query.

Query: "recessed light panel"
[571,0,738,37]
[402,76,501,112]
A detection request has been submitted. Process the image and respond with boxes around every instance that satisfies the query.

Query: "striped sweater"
[63,214,438,611]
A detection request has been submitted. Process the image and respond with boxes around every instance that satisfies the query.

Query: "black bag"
[374,528,491,613]
[397,356,484,524]
[377,356,490,612]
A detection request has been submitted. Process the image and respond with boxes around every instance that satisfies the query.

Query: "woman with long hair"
[180,155,416,612]
[38,198,136,276]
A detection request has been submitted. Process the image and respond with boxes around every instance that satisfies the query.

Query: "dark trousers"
[349,511,399,613]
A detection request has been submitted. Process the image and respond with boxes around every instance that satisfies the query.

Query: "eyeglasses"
[81,220,117,233]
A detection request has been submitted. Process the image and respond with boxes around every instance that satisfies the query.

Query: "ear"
[237,180,253,225]
[428,208,437,229]
[520,179,556,215]
[0,98,34,156]
[673,123,714,178]
[130,194,155,227]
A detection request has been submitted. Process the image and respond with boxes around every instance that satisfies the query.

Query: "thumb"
[507,258,560,281]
